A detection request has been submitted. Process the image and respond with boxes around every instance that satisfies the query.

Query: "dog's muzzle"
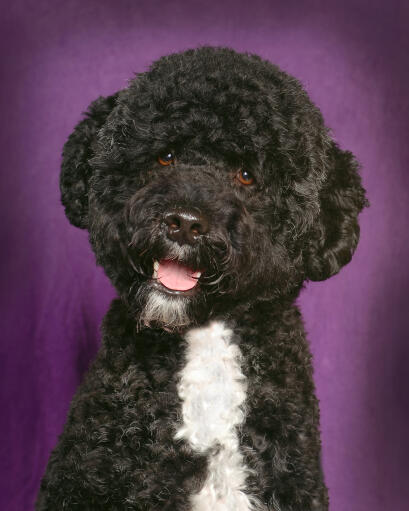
[149,207,207,293]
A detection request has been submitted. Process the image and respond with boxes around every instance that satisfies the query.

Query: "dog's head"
[61,47,368,330]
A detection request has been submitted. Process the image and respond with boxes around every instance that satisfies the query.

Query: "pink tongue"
[157,259,200,291]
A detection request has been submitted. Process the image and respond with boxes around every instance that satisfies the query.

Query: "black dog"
[37,47,367,510]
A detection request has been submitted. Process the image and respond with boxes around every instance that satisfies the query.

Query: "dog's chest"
[175,321,259,511]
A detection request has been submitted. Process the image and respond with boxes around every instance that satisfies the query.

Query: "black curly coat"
[36,47,368,510]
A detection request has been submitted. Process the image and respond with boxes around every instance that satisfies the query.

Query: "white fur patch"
[139,287,190,330]
[175,321,261,510]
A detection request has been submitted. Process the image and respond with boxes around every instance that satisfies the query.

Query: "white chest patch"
[175,321,261,511]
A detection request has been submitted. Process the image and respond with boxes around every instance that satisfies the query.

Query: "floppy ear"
[304,141,369,281]
[60,93,118,229]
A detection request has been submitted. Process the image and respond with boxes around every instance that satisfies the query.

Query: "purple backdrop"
[1,1,408,510]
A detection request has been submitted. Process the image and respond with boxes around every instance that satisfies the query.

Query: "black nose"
[163,208,209,245]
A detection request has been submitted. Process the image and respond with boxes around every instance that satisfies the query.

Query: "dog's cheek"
[87,202,135,294]
[244,223,297,296]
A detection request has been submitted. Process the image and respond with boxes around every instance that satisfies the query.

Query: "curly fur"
[37,47,368,510]
[175,321,259,511]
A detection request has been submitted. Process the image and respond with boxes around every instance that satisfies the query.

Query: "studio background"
[1,1,408,510]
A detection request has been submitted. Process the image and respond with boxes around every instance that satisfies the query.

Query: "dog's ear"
[304,141,368,281]
[60,93,118,229]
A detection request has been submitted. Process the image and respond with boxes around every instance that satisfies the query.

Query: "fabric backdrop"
[1,1,408,510]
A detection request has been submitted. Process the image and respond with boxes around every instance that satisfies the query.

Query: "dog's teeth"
[153,260,159,279]
[196,272,201,278]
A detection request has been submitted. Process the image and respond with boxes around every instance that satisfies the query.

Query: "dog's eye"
[158,151,175,166]
[236,169,254,185]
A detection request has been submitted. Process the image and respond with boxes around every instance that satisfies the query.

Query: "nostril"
[190,220,208,236]
[191,223,201,235]
[164,214,181,231]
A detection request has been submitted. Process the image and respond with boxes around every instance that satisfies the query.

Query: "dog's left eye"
[236,169,254,185]
[158,151,175,166]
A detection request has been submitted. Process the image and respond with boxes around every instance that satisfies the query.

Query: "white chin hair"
[138,287,191,330]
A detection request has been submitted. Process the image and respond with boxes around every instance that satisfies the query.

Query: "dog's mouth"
[152,259,202,293]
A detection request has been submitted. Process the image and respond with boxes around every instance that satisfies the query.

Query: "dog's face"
[61,47,367,330]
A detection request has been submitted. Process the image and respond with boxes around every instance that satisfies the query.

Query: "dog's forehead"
[118,62,283,157]
[128,51,283,114]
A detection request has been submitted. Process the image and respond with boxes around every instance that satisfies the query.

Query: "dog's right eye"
[158,151,175,166]
[236,169,254,186]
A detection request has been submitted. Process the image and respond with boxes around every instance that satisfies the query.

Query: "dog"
[36,47,368,510]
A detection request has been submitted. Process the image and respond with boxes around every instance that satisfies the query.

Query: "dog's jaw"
[137,285,192,331]
[132,255,208,331]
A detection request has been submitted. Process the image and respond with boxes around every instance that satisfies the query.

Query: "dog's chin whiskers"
[136,288,192,331]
